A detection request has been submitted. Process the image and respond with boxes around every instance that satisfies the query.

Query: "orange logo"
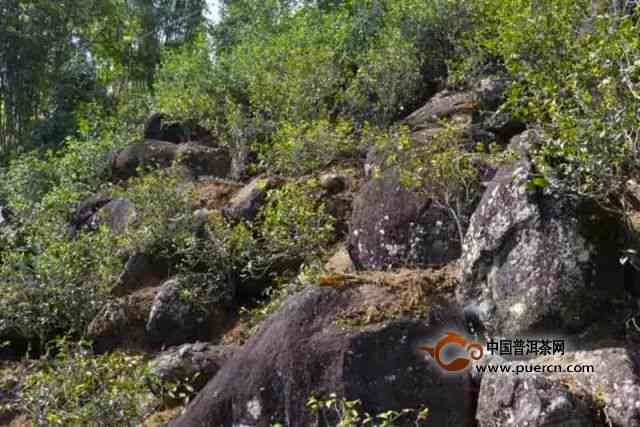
[420,332,484,372]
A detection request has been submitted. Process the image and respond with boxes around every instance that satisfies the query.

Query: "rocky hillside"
[3,1,640,426]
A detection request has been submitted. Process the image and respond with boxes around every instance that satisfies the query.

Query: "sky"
[204,0,221,24]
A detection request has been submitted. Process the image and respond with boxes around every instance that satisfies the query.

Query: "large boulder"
[69,195,137,237]
[403,90,475,130]
[476,372,595,427]
[403,85,523,147]
[171,284,473,427]
[111,252,172,296]
[111,140,231,181]
[457,131,628,336]
[475,346,640,426]
[146,275,236,347]
[348,168,463,270]
[151,343,238,394]
[87,285,158,353]
[543,347,640,427]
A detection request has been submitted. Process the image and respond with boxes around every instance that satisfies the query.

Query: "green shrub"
[261,119,358,175]
[154,33,224,130]
[259,181,336,263]
[455,0,640,205]
[0,159,195,343]
[1,339,160,426]
[110,167,196,260]
[0,133,130,342]
[0,227,122,342]
[176,210,262,292]
[0,132,127,220]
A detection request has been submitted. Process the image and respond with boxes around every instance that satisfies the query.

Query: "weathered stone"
[319,173,347,195]
[403,90,474,130]
[543,347,640,427]
[87,300,129,351]
[474,77,507,111]
[171,285,473,427]
[349,168,463,270]
[222,176,283,222]
[324,245,355,274]
[477,371,595,427]
[457,131,628,336]
[146,275,235,347]
[69,195,137,237]
[87,286,159,353]
[480,111,526,144]
[112,253,172,296]
[151,343,238,394]
[111,140,231,181]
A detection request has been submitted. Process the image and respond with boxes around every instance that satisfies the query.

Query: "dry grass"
[192,179,243,211]
[323,264,460,327]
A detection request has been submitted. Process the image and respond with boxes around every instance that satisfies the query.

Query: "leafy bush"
[455,0,640,205]
[259,181,336,263]
[0,159,195,343]
[110,167,196,260]
[261,119,358,175]
[154,33,224,130]
[154,0,473,172]
[176,210,262,299]
[0,131,127,219]
[0,227,121,342]
[0,133,130,341]
[1,339,159,426]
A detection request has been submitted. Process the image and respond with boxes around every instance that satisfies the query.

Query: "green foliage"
[0,132,131,340]
[110,168,195,259]
[259,181,336,262]
[175,210,263,305]
[154,33,223,129]
[0,132,127,218]
[306,393,429,427]
[0,227,121,341]
[261,119,358,175]
[455,0,640,204]
[1,339,159,426]
[155,0,471,174]
[0,149,194,342]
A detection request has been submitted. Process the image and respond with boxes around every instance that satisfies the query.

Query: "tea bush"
[454,0,640,205]
[260,119,358,176]
[259,181,336,263]
[1,339,160,426]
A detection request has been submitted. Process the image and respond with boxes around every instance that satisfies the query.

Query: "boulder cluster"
[7,81,639,427]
